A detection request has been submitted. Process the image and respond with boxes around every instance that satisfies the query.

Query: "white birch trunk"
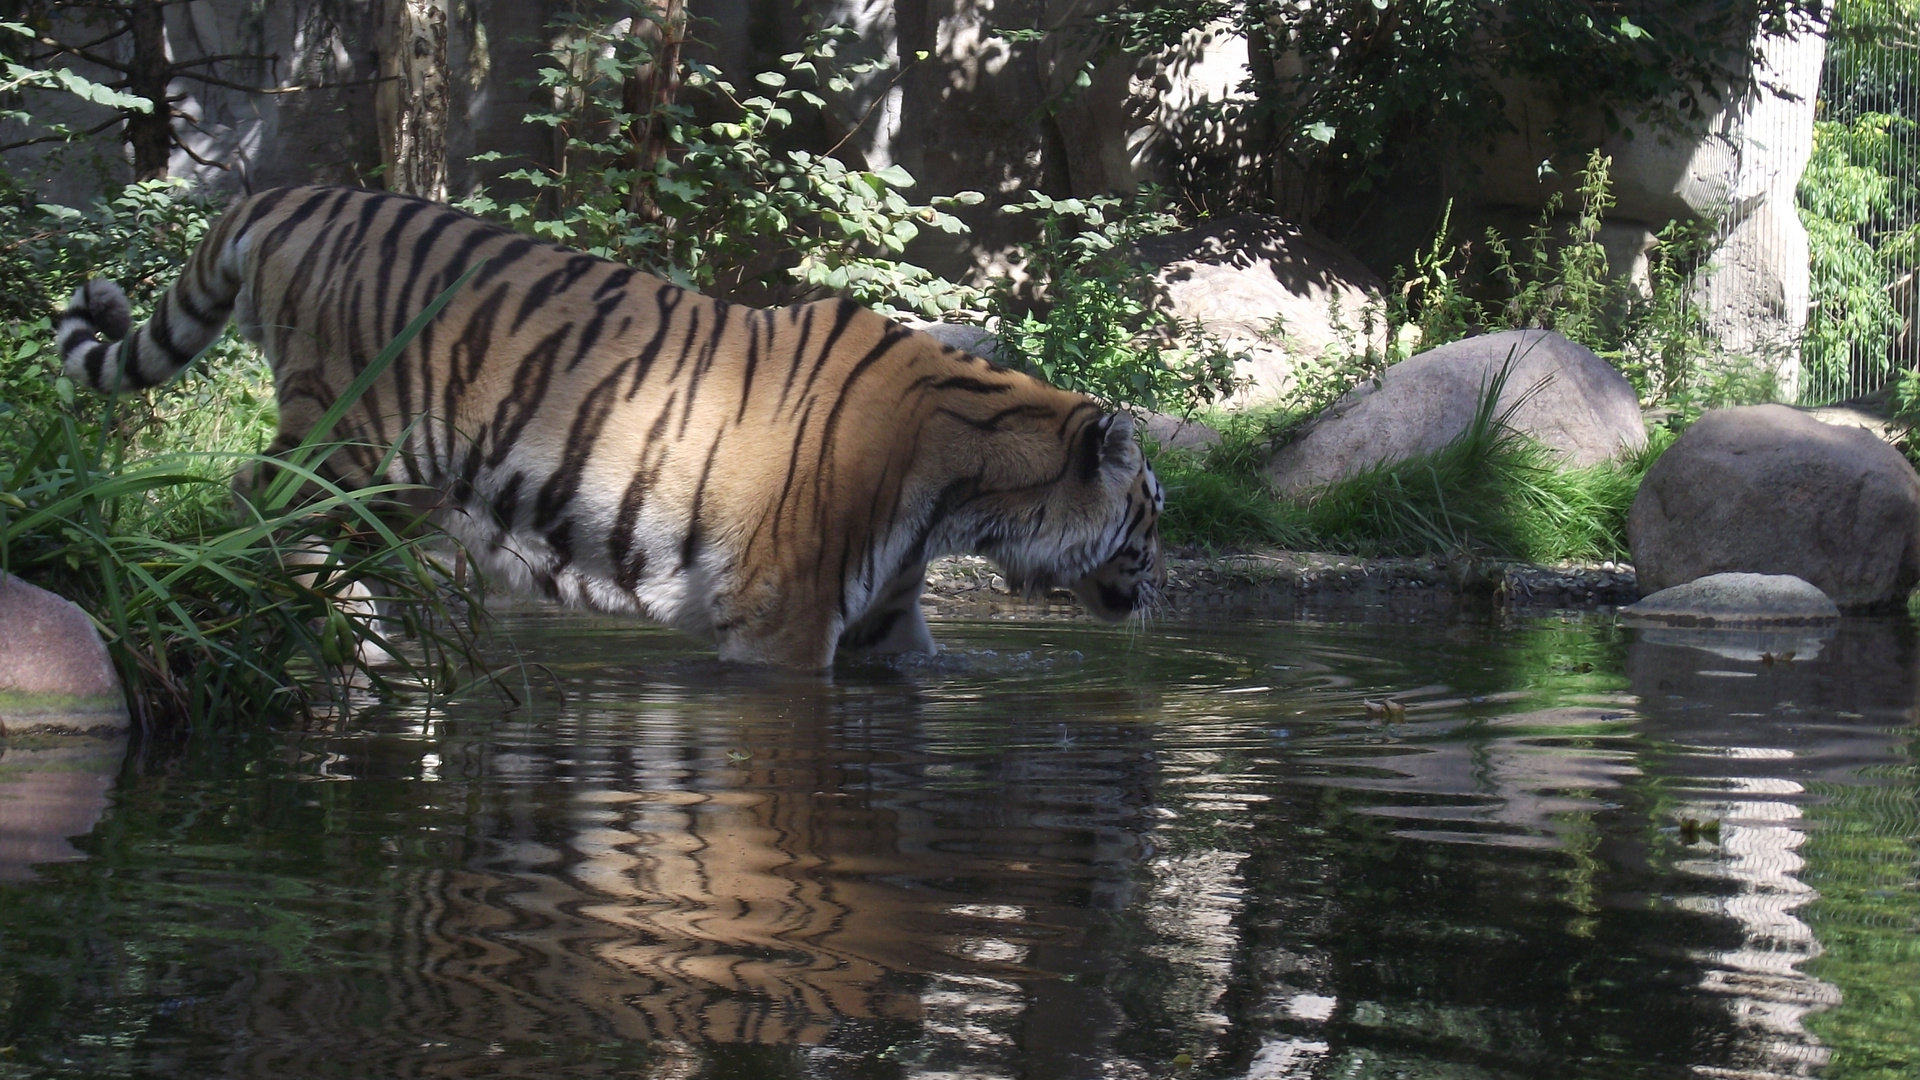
[376,0,450,200]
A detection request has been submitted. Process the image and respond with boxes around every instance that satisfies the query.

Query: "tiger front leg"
[837,562,935,658]
[711,583,844,670]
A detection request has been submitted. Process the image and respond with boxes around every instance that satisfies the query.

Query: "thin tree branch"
[23,24,130,63]
[0,113,124,152]
[0,230,59,255]
[21,31,130,73]
[168,52,281,69]
[824,56,920,160]
[173,136,228,170]
[170,70,398,94]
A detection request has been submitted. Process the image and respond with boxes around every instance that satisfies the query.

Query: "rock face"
[1266,330,1648,493]
[0,573,127,735]
[1622,572,1841,626]
[1135,214,1386,404]
[1140,412,1221,452]
[1628,404,1920,609]
[1466,25,1825,388]
[897,319,1009,364]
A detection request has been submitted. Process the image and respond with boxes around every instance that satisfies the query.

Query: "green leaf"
[874,164,917,189]
[1306,121,1336,144]
[47,67,153,111]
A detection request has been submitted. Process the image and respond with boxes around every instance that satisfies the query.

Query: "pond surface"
[1,610,1916,1079]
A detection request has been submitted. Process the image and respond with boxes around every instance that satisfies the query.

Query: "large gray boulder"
[1134,214,1386,404]
[1628,404,1920,609]
[0,573,127,735]
[897,318,1010,364]
[1266,330,1647,493]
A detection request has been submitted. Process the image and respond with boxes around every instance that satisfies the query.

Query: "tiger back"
[55,186,1164,669]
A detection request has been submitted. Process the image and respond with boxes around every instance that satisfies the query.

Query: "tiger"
[54,186,1164,669]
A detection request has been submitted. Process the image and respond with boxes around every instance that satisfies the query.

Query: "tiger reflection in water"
[215,675,1163,1069]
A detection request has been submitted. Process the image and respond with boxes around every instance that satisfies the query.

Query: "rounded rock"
[1627,405,1920,609]
[0,572,128,735]
[1266,329,1647,493]
[1621,571,1841,626]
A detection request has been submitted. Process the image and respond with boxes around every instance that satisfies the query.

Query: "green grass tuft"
[1151,367,1670,563]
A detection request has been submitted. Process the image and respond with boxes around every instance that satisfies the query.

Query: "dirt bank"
[921,551,1640,622]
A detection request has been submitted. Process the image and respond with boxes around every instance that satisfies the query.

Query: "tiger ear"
[1102,411,1136,466]
[1080,411,1138,480]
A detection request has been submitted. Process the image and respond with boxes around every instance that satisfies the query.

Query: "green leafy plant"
[1805,112,1918,399]
[1,179,276,535]
[1376,152,1734,412]
[0,269,487,728]
[990,189,1244,415]
[456,12,979,316]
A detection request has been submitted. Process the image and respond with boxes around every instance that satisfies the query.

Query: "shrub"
[456,13,980,317]
[989,189,1244,416]
[0,259,485,728]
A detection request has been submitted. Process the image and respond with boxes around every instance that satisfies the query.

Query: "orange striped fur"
[57,187,1163,667]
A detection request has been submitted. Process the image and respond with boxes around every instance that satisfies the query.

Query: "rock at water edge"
[1627,404,1920,610]
[1266,329,1647,493]
[0,573,128,735]
[1621,572,1840,627]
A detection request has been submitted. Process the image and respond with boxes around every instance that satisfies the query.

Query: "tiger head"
[962,407,1166,622]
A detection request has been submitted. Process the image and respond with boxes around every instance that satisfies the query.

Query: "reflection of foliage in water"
[1800,758,1920,1080]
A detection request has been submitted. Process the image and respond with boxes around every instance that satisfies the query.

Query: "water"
[1,611,1915,1079]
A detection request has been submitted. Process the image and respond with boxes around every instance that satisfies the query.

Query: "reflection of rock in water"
[0,736,124,882]
[1625,621,1917,1079]
[1314,705,1642,847]
[1635,624,1837,662]
[1628,619,1918,741]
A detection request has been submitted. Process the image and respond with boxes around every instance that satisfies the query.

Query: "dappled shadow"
[1134,212,1382,296]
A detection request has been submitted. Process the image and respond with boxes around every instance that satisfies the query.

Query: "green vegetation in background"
[988,189,1243,417]
[1150,363,1668,562]
[1800,755,1920,1080]
[1365,152,1772,418]
[1806,110,1917,398]
[455,8,980,317]
[1807,0,1920,418]
[2,267,487,728]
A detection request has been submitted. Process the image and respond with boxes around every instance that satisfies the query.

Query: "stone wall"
[1464,22,1827,388]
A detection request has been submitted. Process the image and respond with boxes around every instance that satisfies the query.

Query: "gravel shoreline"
[921,550,1640,622]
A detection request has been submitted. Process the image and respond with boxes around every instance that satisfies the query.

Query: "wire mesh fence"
[1796,15,1920,405]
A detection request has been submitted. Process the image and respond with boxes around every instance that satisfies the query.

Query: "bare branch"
[168,52,282,69]
[173,137,229,170]
[22,31,131,73]
[170,69,398,95]
[23,24,130,63]
[0,113,124,152]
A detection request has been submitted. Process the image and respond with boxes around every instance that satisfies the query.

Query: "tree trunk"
[125,0,172,181]
[376,0,450,199]
[623,0,687,222]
